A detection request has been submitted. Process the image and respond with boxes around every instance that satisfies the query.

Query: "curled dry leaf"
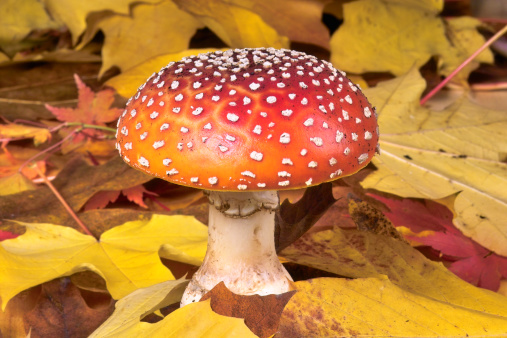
[200,282,296,338]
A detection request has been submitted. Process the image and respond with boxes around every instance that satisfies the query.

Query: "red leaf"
[84,190,121,211]
[122,185,156,209]
[372,194,507,291]
[45,74,122,125]
[0,230,18,241]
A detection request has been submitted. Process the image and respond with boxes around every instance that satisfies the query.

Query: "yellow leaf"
[0,0,59,45]
[0,215,208,310]
[281,226,507,330]
[106,48,229,98]
[90,280,255,337]
[330,0,491,79]
[173,0,289,49]
[43,0,160,45]
[360,69,507,255]
[0,124,51,145]
[280,277,507,336]
[0,173,36,196]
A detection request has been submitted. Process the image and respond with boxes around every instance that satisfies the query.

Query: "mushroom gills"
[180,190,292,306]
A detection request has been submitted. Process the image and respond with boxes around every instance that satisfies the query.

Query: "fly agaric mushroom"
[115,48,379,306]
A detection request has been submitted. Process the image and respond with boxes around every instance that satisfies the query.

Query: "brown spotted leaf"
[200,282,296,338]
[275,182,337,253]
[24,278,114,338]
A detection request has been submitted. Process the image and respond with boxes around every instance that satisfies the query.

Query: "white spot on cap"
[177,143,183,150]
[192,107,203,115]
[279,133,290,144]
[241,171,256,178]
[181,127,189,133]
[130,109,137,117]
[121,126,128,136]
[308,161,318,168]
[330,169,343,179]
[365,131,373,140]
[215,85,222,90]
[289,93,296,99]
[153,140,165,149]
[229,90,236,95]
[345,95,352,104]
[136,122,142,130]
[253,125,262,134]
[238,184,247,190]
[227,113,239,122]
[299,82,308,89]
[140,132,148,140]
[209,177,218,185]
[352,133,358,141]
[278,181,290,186]
[305,178,313,186]
[282,158,293,165]
[364,107,372,118]
[250,151,263,161]
[249,82,260,90]
[159,101,165,107]
[344,147,350,155]
[243,96,251,105]
[193,82,202,89]
[124,142,132,150]
[303,118,314,126]
[195,93,204,99]
[163,158,172,166]
[356,118,362,124]
[191,177,199,183]
[329,158,337,166]
[212,96,220,102]
[310,137,323,146]
[218,145,228,152]
[147,98,154,107]
[138,157,149,167]
[175,94,183,102]
[301,149,308,156]
[342,110,349,120]
[167,168,179,175]
[226,134,235,141]
[301,98,308,105]
[204,123,212,130]
[358,153,369,164]
[281,109,293,117]
[257,183,266,188]
[150,112,159,119]
[277,83,286,88]
[319,105,327,113]
[278,171,291,177]
[267,96,277,103]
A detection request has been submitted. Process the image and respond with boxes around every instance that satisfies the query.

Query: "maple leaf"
[372,194,507,291]
[83,184,156,211]
[0,230,17,241]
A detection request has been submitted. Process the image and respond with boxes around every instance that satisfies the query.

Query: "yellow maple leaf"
[42,0,160,45]
[90,279,255,337]
[0,215,208,310]
[78,1,203,76]
[360,68,507,255]
[280,277,507,336]
[330,0,492,79]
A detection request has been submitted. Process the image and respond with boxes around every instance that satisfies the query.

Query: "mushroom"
[115,48,379,306]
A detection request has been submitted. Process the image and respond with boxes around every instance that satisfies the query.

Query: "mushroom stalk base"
[180,190,291,306]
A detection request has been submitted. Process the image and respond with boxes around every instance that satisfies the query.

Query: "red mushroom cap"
[116,48,379,191]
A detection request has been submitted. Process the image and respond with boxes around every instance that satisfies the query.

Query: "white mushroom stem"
[180,190,292,306]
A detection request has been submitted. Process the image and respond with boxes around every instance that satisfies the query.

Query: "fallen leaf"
[80,1,203,76]
[280,277,507,336]
[348,197,407,243]
[373,194,507,291]
[42,0,159,44]
[200,282,296,338]
[0,230,18,241]
[0,157,151,228]
[0,0,59,48]
[361,68,507,255]
[0,123,51,145]
[84,184,155,211]
[0,214,208,310]
[275,182,337,253]
[0,173,36,196]
[24,278,114,338]
[330,0,492,79]
[90,279,255,337]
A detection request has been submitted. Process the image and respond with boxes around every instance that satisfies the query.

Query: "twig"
[420,25,507,105]
[32,164,96,238]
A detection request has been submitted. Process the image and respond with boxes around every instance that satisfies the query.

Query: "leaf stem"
[63,122,117,133]
[420,25,507,106]
[32,163,96,238]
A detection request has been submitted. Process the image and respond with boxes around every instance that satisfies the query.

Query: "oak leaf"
[200,282,296,338]
[0,214,208,310]
[90,279,255,337]
[361,68,507,255]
